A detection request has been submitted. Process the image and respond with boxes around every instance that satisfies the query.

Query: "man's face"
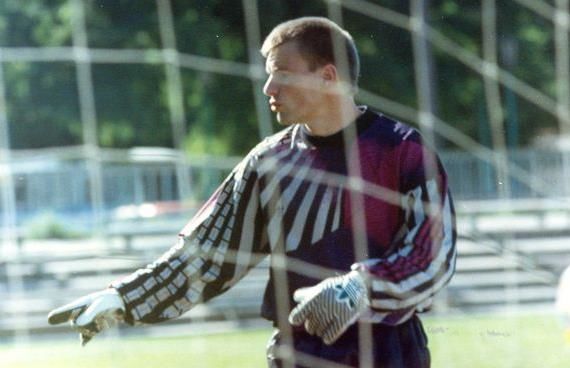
[263,41,325,126]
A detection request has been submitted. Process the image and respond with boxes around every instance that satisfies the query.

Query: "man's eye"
[274,72,291,84]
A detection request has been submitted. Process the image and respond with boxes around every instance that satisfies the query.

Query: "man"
[48,17,456,367]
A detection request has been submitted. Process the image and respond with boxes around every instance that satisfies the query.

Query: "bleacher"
[445,199,570,312]
[2,199,570,341]
[0,228,271,340]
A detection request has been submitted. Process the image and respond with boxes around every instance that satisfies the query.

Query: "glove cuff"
[105,288,129,324]
[343,270,369,312]
[106,288,126,311]
[348,266,370,305]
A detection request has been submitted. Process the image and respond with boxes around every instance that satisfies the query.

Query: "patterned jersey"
[112,107,457,327]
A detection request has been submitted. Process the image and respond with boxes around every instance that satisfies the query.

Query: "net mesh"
[1,0,570,367]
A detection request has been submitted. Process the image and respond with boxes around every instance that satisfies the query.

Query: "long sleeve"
[353,141,457,325]
[112,153,269,325]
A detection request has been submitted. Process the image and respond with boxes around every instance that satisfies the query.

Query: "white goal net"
[1,1,570,367]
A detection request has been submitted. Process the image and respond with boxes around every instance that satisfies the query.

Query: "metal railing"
[2,146,570,232]
[442,148,570,200]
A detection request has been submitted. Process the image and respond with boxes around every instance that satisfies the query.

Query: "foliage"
[0,0,563,153]
[24,212,86,239]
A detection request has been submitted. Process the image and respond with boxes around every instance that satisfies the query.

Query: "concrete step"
[450,285,556,307]
[454,255,522,272]
[456,239,497,257]
[449,270,553,288]
[514,238,570,254]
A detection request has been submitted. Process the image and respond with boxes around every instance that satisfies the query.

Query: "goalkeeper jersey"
[112,106,457,327]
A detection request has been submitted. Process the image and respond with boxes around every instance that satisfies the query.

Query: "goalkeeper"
[48,17,456,368]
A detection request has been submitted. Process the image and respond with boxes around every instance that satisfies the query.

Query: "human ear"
[320,64,338,84]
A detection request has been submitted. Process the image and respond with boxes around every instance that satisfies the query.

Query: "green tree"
[0,0,563,153]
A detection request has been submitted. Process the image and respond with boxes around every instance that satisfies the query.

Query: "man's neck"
[302,99,362,137]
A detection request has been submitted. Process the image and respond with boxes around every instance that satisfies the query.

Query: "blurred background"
[1,0,570,367]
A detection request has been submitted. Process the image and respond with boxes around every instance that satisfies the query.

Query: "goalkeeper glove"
[288,270,368,345]
[47,288,125,346]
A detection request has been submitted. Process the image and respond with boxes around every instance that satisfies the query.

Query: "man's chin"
[276,113,296,126]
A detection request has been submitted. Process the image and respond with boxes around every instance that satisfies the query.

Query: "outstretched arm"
[112,156,269,324]
[48,153,269,342]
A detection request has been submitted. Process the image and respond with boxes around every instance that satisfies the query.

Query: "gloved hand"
[47,288,125,346]
[288,270,369,345]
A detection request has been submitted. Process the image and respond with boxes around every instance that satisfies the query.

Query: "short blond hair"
[261,17,360,88]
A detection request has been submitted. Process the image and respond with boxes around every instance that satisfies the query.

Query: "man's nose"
[263,75,278,97]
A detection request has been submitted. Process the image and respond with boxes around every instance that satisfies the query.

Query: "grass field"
[2,313,569,367]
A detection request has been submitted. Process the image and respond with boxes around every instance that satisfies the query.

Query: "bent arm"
[354,144,457,325]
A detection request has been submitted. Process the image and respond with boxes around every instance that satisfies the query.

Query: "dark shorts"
[266,315,430,368]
